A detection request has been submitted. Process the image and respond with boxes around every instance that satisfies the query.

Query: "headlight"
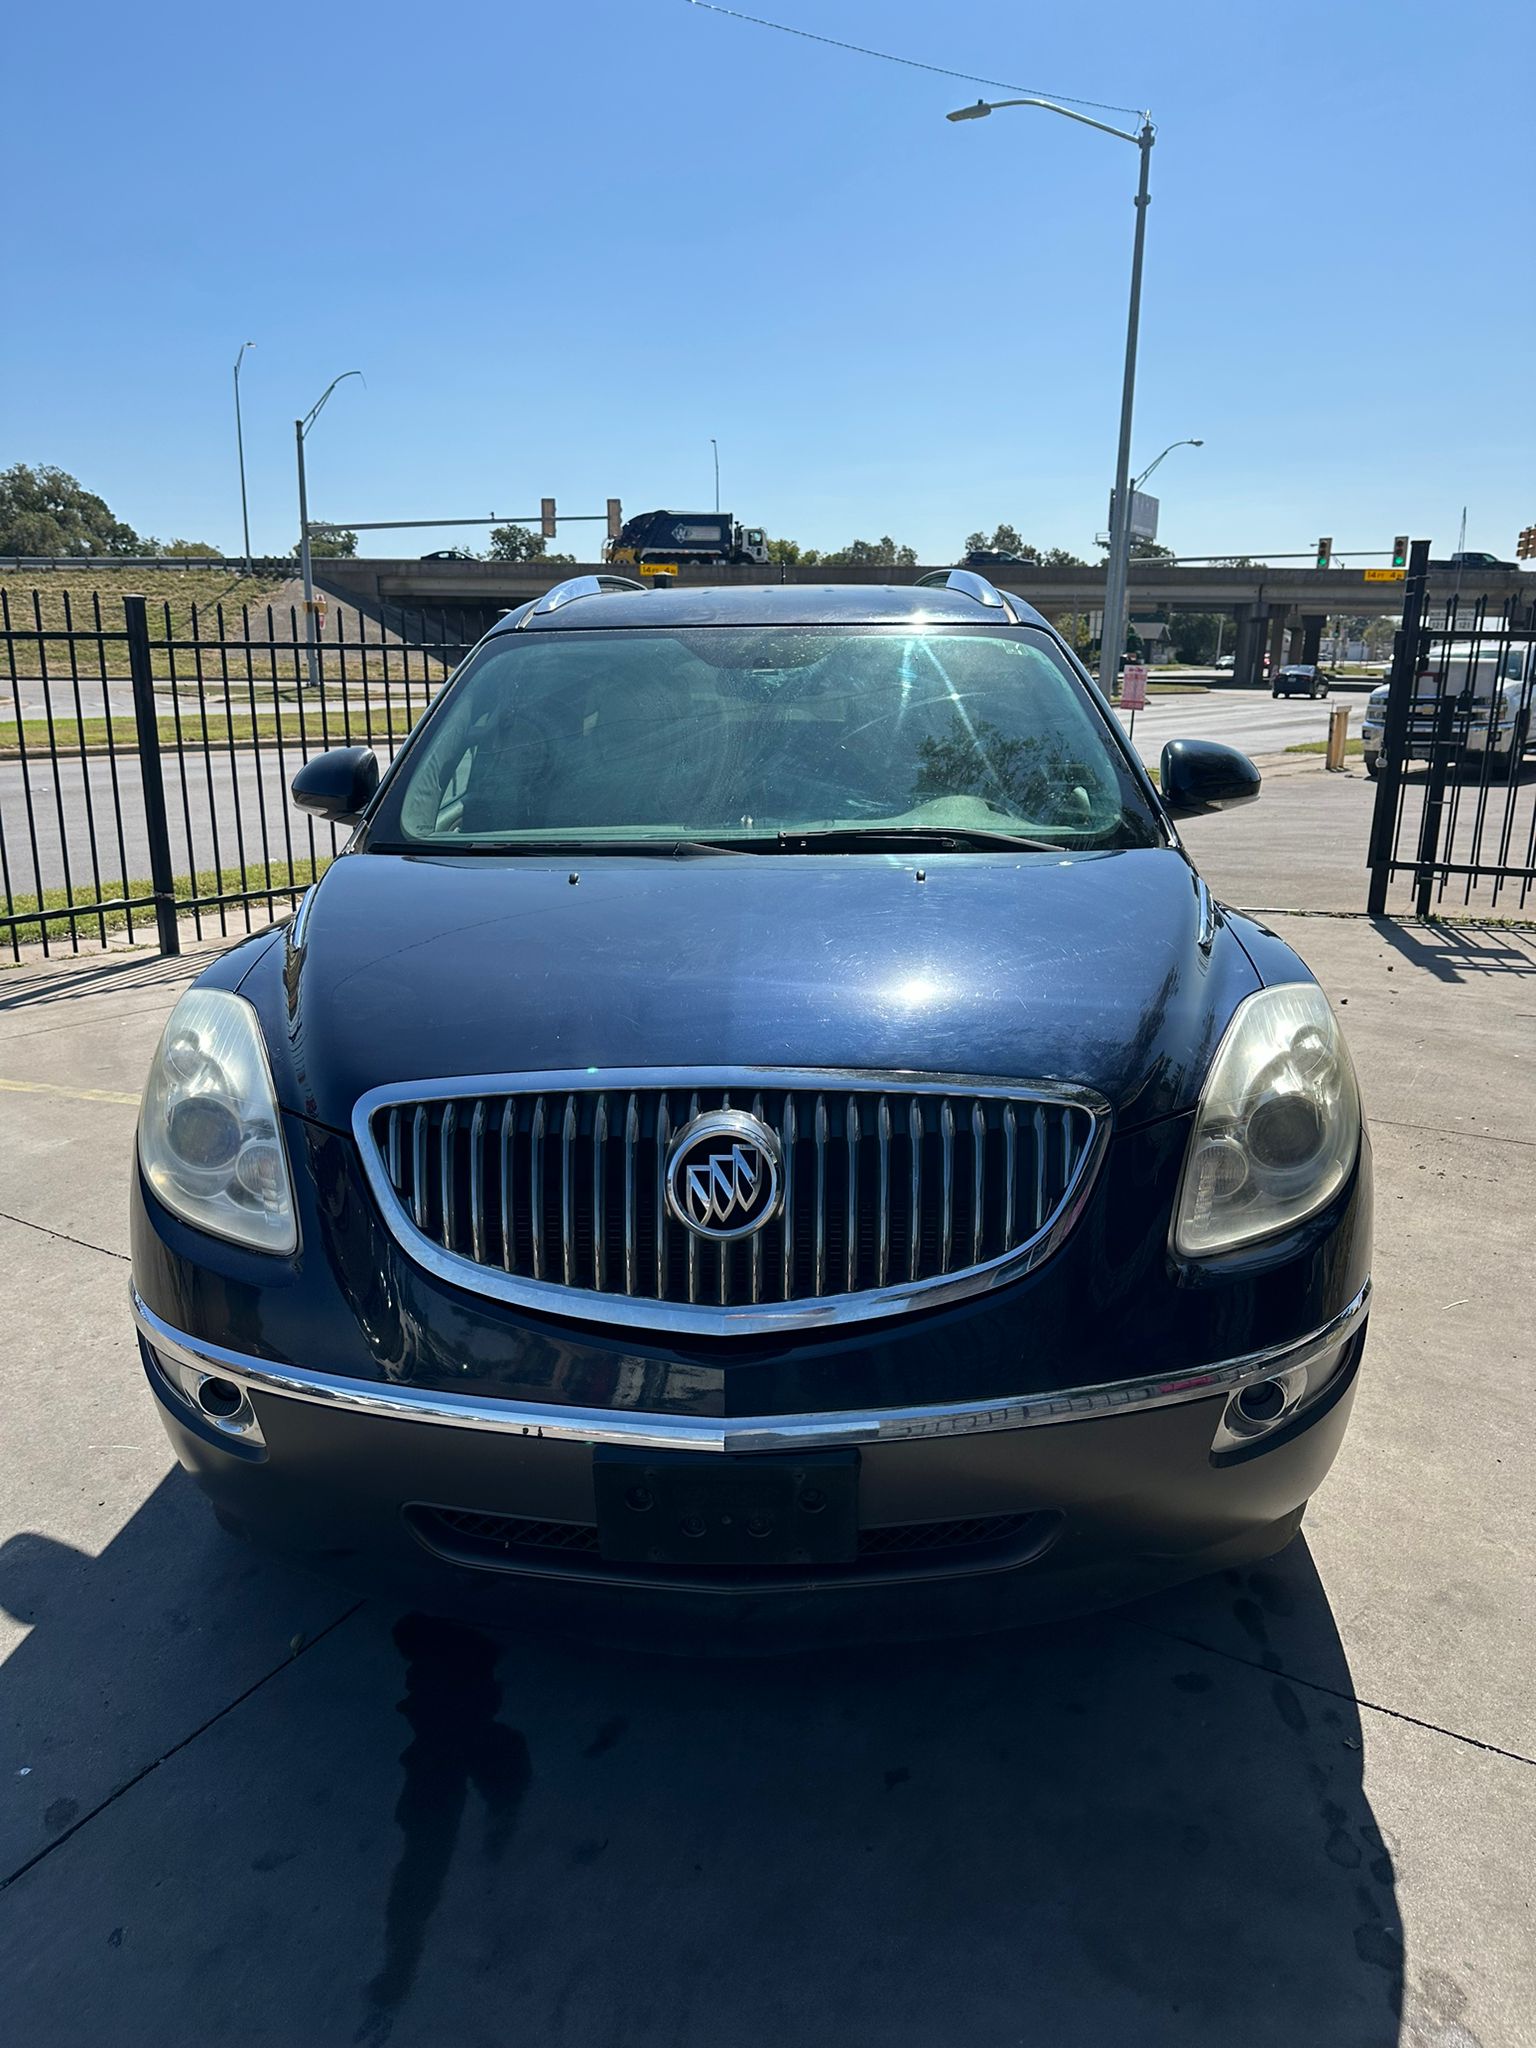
[138,989,297,1253]
[1173,984,1360,1257]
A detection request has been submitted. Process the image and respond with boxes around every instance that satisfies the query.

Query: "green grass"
[2,855,330,950]
[1286,737,1365,756]
[1,567,290,680]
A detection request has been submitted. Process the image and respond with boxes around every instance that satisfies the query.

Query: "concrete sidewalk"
[0,912,1532,2046]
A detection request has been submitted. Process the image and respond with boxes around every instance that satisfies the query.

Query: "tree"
[302,527,358,559]
[163,538,221,558]
[820,535,917,568]
[487,523,546,562]
[1168,611,1224,663]
[1096,534,1175,562]
[0,463,146,556]
[964,525,1040,562]
[960,528,1089,567]
[766,537,801,565]
[485,522,575,565]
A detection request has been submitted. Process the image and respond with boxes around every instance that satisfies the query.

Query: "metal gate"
[1,589,484,961]
[1367,540,1536,916]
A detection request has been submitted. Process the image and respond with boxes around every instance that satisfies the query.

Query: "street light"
[233,341,256,576]
[1134,438,1202,494]
[295,371,362,690]
[947,95,1156,694]
[711,437,720,513]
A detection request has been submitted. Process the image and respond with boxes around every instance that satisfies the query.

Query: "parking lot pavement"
[2,915,1533,2047]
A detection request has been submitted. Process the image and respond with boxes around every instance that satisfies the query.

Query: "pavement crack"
[0,1208,130,1263]
[0,1600,366,1895]
[1369,1115,1536,1149]
[1130,1618,1536,1767]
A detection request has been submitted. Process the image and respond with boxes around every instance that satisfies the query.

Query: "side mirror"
[1160,738,1261,813]
[290,745,379,825]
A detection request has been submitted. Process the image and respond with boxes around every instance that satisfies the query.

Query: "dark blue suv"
[130,573,1370,1645]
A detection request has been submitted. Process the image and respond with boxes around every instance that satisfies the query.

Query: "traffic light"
[1518,524,1536,562]
[607,498,623,542]
[540,497,557,540]
[1392,535,1409,568]
[1315,536,1333,569]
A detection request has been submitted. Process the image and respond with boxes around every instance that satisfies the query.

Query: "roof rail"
[914,567,1022,616]
[514,573,647,626]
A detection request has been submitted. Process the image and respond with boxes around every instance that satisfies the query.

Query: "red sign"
[1120,663,1148,710]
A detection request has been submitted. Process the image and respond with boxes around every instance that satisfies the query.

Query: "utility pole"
[711,438,720,513]
[1098,120,1156,698]
[233,341,256,576]
[294,370,362,690]
[295,418,317,690]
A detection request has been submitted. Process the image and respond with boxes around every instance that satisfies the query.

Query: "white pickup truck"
[1361,637,1532,779]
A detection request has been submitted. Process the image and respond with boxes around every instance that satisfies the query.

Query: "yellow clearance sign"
[1363,568,1407,582]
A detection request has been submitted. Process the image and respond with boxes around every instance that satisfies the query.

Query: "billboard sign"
[1109,490,1160,543]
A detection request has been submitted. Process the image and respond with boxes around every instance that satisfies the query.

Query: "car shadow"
[0,1471,1406,2046]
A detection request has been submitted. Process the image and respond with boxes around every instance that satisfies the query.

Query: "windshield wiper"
[367,837,754,858]
[770,826,1062,854]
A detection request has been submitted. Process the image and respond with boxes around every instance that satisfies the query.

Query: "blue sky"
[7,0,1533,564]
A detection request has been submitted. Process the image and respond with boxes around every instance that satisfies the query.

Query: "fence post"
[124,594,181,957]
[1365,538,1431,916]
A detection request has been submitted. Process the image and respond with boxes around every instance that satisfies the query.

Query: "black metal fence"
[0,590,485,960]
[1367,542,1536,916]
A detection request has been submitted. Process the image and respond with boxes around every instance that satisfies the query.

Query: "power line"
[682,0,1146,118]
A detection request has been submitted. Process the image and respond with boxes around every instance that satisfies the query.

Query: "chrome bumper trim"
[131,1283,1370,1456]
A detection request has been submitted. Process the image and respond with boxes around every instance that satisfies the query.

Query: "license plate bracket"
[592,1447,859,1567]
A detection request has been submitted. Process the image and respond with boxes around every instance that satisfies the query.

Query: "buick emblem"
[664,1110,783,1241]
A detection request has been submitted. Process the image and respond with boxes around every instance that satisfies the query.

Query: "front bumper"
[134,1284,1368,1646]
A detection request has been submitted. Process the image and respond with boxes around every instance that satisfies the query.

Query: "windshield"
[373,625,1162,852]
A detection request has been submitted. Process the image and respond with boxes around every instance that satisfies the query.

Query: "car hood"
[245,847,1262,1134]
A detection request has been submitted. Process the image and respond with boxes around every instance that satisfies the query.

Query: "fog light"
[197,1376,244,1418]
[1236,1378,1288,1423]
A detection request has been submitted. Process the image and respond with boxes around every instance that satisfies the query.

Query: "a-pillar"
[1300,614,1325,665]
[1267,608,1291,682]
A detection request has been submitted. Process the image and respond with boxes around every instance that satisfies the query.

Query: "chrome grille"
[357,1070,1106,1333]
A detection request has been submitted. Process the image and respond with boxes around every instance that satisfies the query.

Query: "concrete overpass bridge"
[316,557,1534,688]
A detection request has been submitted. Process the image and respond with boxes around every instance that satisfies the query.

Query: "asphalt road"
[1,908,1532,2044]
[1114,686,1364,767]
[2,690,1359,900]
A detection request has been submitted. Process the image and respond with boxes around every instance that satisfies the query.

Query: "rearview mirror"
[1160,738,1261,813]
[290,745,379,825]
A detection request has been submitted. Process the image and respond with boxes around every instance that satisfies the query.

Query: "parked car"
[1272,664,1331,700]
[131,572,1371,1646]
[1361,638,1532,779]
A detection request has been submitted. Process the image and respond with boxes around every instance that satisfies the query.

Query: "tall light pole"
[295,371,362,690]
[948,97,1155,695]
[233,341,256,576]
[711,437,720,513]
